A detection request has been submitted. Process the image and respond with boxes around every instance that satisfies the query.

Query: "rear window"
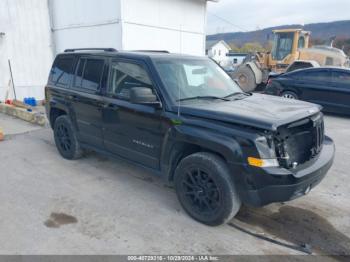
[73,58,105,91]
[332,71,350,85]
[303,71,331,81]
[295,70,331,81]
[50,56,75,87]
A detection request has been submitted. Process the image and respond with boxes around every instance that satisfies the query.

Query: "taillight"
[267,78,273,85]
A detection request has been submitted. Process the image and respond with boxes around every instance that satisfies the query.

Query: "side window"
[73,59,86,88]
[108,61,153,100]
[73,58,104,91]
[302,71,331,81]
[50,56,75,87]
[100,63,110,91]
[82,59,105,91]
[298,36,305,49]
[326,57,334,66]
[332,71,350,85]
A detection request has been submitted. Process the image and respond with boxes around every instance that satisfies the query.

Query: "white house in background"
[226,53,248,66]
[206,40,231,64]
[0,0,217,101]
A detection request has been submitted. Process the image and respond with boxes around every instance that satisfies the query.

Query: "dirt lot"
[0,113,349,256]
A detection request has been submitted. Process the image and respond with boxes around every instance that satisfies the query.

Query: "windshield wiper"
[224,92,251,99]
[176,96,230,102]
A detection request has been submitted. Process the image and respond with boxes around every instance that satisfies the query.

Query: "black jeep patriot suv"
[46,48,335,226]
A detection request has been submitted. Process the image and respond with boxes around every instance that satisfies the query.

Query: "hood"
[177,94,321,131]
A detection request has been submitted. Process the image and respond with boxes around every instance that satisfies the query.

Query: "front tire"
[174,152,241,226]
[54,115,83,160]
[281,91,298,100]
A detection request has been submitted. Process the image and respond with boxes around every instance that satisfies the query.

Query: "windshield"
[271,32,294,61]
[153,57,242,103]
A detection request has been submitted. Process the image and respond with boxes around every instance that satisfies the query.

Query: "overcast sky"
[207,0,350,34]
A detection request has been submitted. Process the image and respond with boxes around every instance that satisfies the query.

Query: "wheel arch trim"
[161,125,245,183]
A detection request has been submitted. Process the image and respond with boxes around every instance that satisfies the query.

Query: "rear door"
[69,56,108,149]
[294,69,332,107]
[330,70,350,114]
[46,55,77,118]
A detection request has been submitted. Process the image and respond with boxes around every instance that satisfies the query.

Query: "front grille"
[275,113,325,169]
[312,116,324,156]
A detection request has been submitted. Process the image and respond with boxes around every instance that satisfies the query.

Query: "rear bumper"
[235,136,335,207]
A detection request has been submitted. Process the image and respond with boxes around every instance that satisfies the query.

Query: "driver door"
[102,59,164,169]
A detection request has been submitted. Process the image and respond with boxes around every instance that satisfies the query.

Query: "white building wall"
[49,0,123,53]
[121,0,207,55]
[0,0,53,100]
[50,0,208,55]
[0,0,211,101]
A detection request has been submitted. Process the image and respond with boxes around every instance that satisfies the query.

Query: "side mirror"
[130,87,161,107]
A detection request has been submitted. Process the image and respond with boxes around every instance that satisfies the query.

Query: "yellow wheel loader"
[232,29,350,92]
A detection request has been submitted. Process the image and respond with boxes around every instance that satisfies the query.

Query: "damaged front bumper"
[234,136,335,207]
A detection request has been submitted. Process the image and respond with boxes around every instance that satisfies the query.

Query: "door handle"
[68,95,78,101]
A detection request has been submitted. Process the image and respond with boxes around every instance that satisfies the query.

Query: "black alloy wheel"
[56,124,72,152]
[181,168,221,215]
[54,115,83,160]
[174,152,241,226]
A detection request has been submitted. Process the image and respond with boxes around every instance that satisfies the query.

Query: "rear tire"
[174,152,241,226]
[281,91,298,100]
[54,115,83,160]
[233,66,257,92]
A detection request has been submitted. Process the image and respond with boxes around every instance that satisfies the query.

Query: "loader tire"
[234,66,257,92]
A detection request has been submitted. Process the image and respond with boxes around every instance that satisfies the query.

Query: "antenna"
[178,24,183,117]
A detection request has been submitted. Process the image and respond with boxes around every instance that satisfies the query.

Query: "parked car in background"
[268,60,320,80]
[264,67,350,115]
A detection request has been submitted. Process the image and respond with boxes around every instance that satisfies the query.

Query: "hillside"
[207,20,350,53]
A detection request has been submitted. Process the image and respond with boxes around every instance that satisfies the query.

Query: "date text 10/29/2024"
[128,256,219,261]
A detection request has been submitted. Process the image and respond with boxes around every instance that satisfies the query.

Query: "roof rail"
[64,48,117,53]
[132,50,170,53]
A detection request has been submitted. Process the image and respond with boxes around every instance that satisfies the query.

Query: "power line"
[208,12,248,32]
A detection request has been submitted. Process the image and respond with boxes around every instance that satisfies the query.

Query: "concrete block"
[0,103,47,126]
[0,127,4,141]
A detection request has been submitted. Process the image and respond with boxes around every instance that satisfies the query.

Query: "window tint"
[74,59,85,88]
[81,59,104,91]
[332,71,350,85]
[286,62,313,73]
[271,32,294,60]
[300,71,331,81]
[100,63,110,91]
[298,36,305,49]
[325,57,334,66]
[108,61,153,100]
[50,56,75,87]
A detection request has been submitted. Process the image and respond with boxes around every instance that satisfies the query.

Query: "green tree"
[228,42,240,52]
[239,42,266,53]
